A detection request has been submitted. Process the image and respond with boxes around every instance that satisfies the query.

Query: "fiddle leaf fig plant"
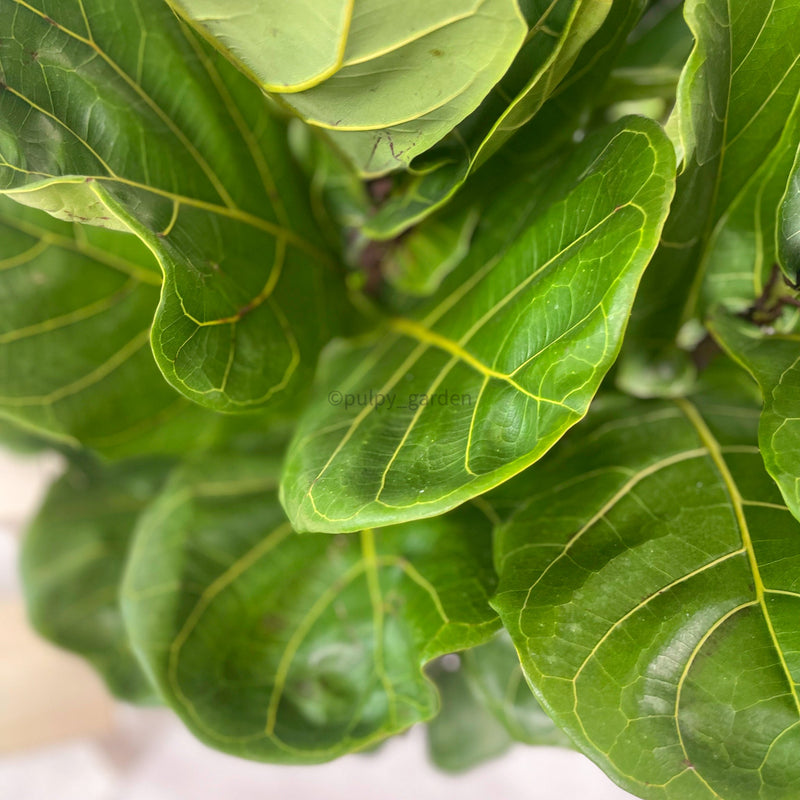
[3,1,800,798]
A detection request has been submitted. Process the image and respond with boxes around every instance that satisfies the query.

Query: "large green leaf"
[0,0,345,412]
[281,117,676,533]
[0,196,241,456]
[493,381,800,799]
[619,0,800,397]
[122,454,499,763]
[364,0,614,237]
[171,0,528,178]
[427,631,570,771]
[21,457,165,703]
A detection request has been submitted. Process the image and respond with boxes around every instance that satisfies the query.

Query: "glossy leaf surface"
[0,0,344,412]
[282,117,675,533]
[494,384,800,799]
[123,455,499,763]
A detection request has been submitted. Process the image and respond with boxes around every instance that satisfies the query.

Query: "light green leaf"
[0,196,233,457]
[122,454,499,763]
[619,0,800,397]
[281,117,676,533]
[493,381,800,799]
[21,457,166,703]
[172,0,528,178]
[427,631,570,771]
[166,0,353,92]
[0,0,345,412]
[365,0,614,237]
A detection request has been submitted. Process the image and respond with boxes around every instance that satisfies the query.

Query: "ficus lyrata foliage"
[2,1,800,798]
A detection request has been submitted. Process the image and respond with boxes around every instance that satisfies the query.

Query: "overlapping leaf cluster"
[3,1,800,798]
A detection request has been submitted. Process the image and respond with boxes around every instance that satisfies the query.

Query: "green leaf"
[287,119,372,238]
[0,0,345,412]
[597,0,693,107]
[21,457,166,703]
[281,117,676,533]
[0,196,244,456]
[166,0,353,92]
[365,0,613,237]
[0,415,50,453]
[426,652,517,772]
[172,0,528,178]
[384,206,480,297]
[122,454,499,763]
[427,632,570,771]
[493,381,800,799]
[779,146,800,283]
[710,312,800,524]
[507,0,648,156]
[617,2,693,74]
[619,0,800,397]
[706,150,800,524]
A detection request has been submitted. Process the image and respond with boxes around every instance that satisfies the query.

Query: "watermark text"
[328,389,472,412]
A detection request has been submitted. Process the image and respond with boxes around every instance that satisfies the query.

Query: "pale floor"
[0,448,636,800]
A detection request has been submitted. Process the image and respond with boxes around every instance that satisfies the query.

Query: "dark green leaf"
[494,379,800,799]
[617,1,693,73]
[427,631,570,771]
[122,455,499,763]
[281,117,675,533]
[426,652,517,772]
[21,457,166,703]
[779,147,800,283]
[0,196,239,456]
[0,0,345,412]
[619,0,800,397]
[504,0,647,160]
[384,206,480,297]
[706,147,800,524]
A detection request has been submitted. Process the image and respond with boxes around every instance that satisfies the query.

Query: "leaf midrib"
[676,397,800,714]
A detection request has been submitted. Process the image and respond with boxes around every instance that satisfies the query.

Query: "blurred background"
[1,446,636,800]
